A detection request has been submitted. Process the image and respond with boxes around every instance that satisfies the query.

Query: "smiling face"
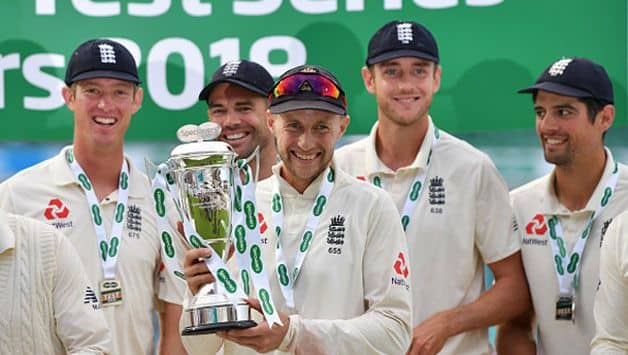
[207,83,272,159]
[363,56,441,127]
[268,109,349,193]
[534,90,612,167]
[63,78,142,152]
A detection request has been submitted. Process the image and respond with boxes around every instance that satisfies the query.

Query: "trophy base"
[182,298,256,336]
[182,320,257,336]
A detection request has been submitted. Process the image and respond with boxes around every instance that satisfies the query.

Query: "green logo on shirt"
[548,217,558,239]
[79,173,92,190]
[244,201,257,229]
[409,181,422,201]
[567,253,580,274]
[241,269,250,295]
[601,187,612,207]
[166,172,175,185]
[554,255,564,275]
[162,231,175,258]
[251,245,263,273]
[91,205,102,225]
[189,234,203,249]
[278,264,289,286]
[327,168,335,182]
[401,215,410,231]
[234,186,242,212]
[313,196,326,217]
[235,225,247,253]
[65,150,74,163]
[557,238,566,258]
[153,189,166,217]
[100,240,108,261]
[300,231,313,252]
[217,268,237,293]
[119,171,129,190]
[275,226,282,238]
[115,203,125,223]
[373,176,382,188]
[259,288,274,315]
[109,237,119,257]
[272,193,282,213]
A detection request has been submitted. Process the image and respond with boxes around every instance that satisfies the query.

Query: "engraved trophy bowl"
[152,122,257,335]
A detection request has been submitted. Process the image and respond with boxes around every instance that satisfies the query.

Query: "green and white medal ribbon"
[271,166,335,308]
[546,158,619,295]
[150,164,246,301]
[372,127,440,231]
[66,148,128,280]
[231,162,282,326]
[150,170,186,282]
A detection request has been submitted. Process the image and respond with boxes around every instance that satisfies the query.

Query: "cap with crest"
[269,65,347,115]
[518,57,613,104]
[65,38,140,86]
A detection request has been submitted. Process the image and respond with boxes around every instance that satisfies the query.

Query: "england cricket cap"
[269,65,347,115]
[366,20,439,66]
[518,57,614,104]
[65,39,140,86]
[198,60,273,101]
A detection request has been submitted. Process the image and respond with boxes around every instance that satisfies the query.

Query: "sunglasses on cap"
[272,74,344,100]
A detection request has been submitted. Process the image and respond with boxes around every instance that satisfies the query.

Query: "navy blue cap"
[269,65,347,115]
[518,57,613,104]
[366,20,439,65]
[65,39,140,86]
[198,60,273,101]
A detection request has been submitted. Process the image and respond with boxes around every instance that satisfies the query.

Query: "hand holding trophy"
[146,122,281,335]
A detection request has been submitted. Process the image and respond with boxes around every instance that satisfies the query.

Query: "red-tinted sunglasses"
[273,74,343,99]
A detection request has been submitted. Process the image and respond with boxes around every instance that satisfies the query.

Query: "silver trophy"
[150,122,256,335]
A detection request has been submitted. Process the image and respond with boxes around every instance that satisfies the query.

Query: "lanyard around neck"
[547,158,619,294]
[271,166,335,308]
[372,127,440,231]
[66,148,129,279]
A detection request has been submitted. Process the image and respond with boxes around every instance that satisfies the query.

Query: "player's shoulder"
[333,166,393,204]
[437,130,493,165]
[1,155,58,188]
[335,136,369,161]
[510,174,549,203]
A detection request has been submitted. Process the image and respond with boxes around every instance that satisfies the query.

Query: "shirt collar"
[364,117,435,176]
[0,210,15,253]
[51,145,145,199]
[541,147,617,215]
[271,162,334,200]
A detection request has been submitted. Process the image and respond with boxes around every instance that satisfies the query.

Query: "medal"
[100,278,123,307]
[555,293,575,322]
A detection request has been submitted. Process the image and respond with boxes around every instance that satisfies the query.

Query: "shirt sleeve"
[0,180,17,213]
[474,157,520,264]
[52,231,113,355]
[279,192,412,354]
[591,213,628,354]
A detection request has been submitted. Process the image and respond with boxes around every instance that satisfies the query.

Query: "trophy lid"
[170,140,235,158]
[170,122,236,160]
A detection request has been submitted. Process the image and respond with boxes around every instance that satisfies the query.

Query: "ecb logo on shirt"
[127,204,142,239]
[428,176,445,214]
[327,215,345,255]
[600,218,613,247]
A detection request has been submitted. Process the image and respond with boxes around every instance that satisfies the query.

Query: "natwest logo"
[44,198,70,220]
[525,214,547,236]
[393,252,409,278]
